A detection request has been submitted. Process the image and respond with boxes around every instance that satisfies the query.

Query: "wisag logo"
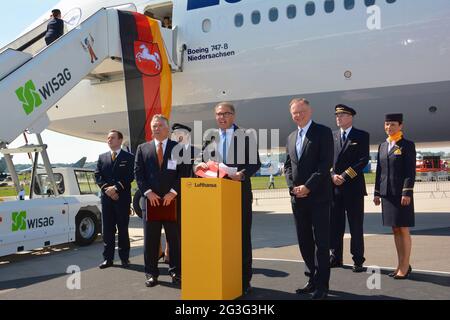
[15,68,72,116]
[15,80,42,115]
[12,211,27,232]
[11,210,55,232]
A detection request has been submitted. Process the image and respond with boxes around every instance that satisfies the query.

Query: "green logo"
[15,80,42,115]
[12,211,27,232]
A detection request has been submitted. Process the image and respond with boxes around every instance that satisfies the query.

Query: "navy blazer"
[331,127,370,196]
[375,138,416,197]
[95,149,135,206]
[44,18,64,43]
[201,125,261,197]
[284,121,334,203]
[134,139,181,197]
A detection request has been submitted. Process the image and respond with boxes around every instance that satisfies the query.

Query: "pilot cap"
[335,104,356,116]
[172,123,192,132]
[385,113,403,123]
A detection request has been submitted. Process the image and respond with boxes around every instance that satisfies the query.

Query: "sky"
[0,0,109,165]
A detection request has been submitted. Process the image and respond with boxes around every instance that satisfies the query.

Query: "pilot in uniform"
[330,105,370,272]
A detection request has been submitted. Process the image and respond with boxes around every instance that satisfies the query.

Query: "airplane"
[16,156,88,174]
[2,0,450,152]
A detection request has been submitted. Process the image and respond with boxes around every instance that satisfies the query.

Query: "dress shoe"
[352,264,365,273]
[121,259,130,268]
[311,289,328,300]
[393,265,412,280]
[388,270,398,277]
[171,274,181,285]
[145,275,158,287]
[99,260,113,269]
[329,259,343,268]
[295,281,315,294]
[243,284,253,295]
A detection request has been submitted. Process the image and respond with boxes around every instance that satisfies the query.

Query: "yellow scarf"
[387,131,403,143]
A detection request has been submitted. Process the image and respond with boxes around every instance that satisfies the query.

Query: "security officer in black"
[330,105,370,272]
[171,123,201,179]
[95,130,135,269]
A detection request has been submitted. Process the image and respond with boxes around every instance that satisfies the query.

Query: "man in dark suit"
[44,9,64,45]
[196,102,261,295]
[330,104,370,272]
[284,98,334,300]
[95,130,135,269]
[135,115,181,287]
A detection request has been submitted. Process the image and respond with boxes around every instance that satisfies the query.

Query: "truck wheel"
[133,190,143,219]
[75,211,98,246]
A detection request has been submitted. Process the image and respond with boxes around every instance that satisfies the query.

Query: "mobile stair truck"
[0,7,135,257]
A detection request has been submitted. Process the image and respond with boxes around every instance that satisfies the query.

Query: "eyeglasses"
[215,112,234,117]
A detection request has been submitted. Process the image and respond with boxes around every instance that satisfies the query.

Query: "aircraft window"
[365,0,375,6]
[305,1,316,16]
[386,0,396,3]
[324,0,335,13]
[344,0,355,10]
[202,19,212,33]
[287,5,297,19]
[251,11,261,24]
[268,8,279,22]
[234,13,244,27]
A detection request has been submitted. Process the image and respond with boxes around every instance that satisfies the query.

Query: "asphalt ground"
[0,195,449,300]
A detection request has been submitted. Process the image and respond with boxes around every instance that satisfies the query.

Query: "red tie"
[157,142,163,168]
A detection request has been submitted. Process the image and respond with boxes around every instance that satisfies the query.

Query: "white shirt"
[340,126,352,140]
[296,120,312,159]
[219,127,234,161]
[110,148,121,158]
[144,137,177,197]
[154,138,168,155]
[386,138,396,152]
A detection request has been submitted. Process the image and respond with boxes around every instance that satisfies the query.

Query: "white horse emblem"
[136,44,161,70]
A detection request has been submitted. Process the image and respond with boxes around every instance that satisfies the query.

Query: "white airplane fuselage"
[25,0,450,148]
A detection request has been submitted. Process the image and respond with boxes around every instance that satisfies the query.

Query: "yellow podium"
[181,178,242,300]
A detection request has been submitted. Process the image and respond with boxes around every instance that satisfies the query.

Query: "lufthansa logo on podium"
[194,183,217,188]
[187,182,193,188]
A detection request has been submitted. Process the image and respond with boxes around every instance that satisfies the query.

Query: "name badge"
[167,159,177,170]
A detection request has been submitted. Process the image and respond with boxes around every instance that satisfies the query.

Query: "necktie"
[221,131,227,162]
[157,142,163,168]
[111,151,117,162]
[341,131,346,147]
[296,129,303,159]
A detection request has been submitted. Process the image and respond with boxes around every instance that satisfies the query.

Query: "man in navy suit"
[44,9,64,45]
[135,115,181,287]
[95,130,135,269]
[284,98,334,300]
[330,104,370,272]
[196,102,261,295]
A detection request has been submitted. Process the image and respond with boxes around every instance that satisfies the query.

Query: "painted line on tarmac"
[253,257,450,275]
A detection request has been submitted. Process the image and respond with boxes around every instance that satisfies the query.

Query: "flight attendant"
[374,113,416,279]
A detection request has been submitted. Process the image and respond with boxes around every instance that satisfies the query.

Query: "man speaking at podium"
[135,115,181,288]
[196,102,261,295]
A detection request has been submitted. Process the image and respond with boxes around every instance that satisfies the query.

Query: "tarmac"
[0,192,449,300]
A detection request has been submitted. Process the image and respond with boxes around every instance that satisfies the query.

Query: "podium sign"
[181,178,242,300]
